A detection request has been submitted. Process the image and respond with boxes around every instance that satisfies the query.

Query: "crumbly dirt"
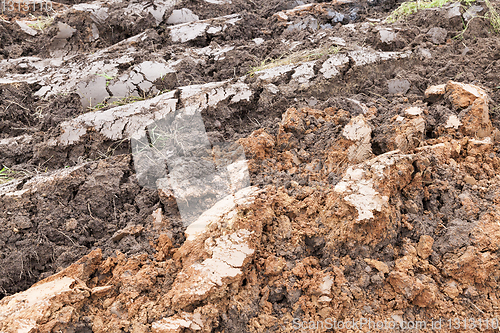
[1,0,500,332]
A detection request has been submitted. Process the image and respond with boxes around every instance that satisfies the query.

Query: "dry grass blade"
[386,0,451,22]
[485,0,500,33]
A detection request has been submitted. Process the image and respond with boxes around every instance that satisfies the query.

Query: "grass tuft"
[94,73,115,87]
[26,15,54,31]
[485,0,500,33]
[87,89,170,112]
[88,95,147,112]
[386,0,452,22]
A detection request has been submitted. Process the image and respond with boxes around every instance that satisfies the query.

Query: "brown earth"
[1,0,500,332]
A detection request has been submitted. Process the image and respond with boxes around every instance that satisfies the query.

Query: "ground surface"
[1,0,500,332]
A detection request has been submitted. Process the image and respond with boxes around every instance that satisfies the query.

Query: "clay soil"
[1,0,500,331]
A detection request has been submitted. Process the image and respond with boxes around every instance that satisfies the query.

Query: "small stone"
[391,315,404,327]
[65,218,78,231]
[151,208,163,229]
[424,84,446,102]
[388,79,411,95]
[287,17,319,32]
[328,10,345,23]
[464,175,477,185]
[90,23,99,42]
[342,115,372,141]
[395,255,415,272]
[320,54,349,79]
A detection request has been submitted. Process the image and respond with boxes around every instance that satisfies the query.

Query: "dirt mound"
[1,0,500,331]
